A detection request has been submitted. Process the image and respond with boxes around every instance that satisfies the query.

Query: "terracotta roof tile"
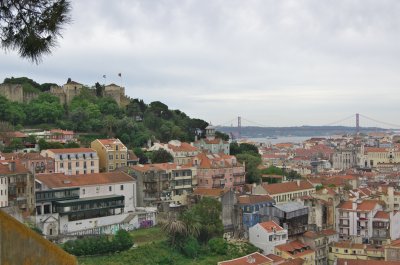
[46,148,96,154]
[258,221,284,233]
[237,194,274,205]
[262,180,314,195]
[374,211,390,219]
[36,172,134,188]
[0,160,30,174]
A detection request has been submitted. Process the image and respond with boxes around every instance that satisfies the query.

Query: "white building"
[41,148,99,175]
[336,199,383,241]
[249,220,288,255]
[35,172,156,239]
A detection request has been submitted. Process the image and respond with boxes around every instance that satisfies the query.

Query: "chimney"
[8,161,16,172]
[296,179,301,187]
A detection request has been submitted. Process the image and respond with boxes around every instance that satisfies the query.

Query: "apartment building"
[336,200,383,240]
[91,139,127,172]
[41,148,99,175]
[0,160,35,215]
[194,152,245,189]
[249,221,288,255]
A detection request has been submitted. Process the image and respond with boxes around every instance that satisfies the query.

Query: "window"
[116,163,119,168]
[116,154,119,160]
[82,189,85,195]
[269,235,273,241]
[91,161,94,166]
[121,154,125,159]
[116,145,119,151]
[109,165,114,171]
[76,170,79,175]
[60,162,64,168]
[109,154,113,160]
[120,185,124,190]
[344,249,348,253]
[68,162,72,169]
[91,169,94,173]
[76,161,79,167]
[109,186,112,192]
[96,187,100,193]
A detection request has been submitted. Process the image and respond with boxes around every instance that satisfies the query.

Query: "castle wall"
[0,84,24,103]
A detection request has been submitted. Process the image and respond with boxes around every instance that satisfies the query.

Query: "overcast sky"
[2,0,400,128]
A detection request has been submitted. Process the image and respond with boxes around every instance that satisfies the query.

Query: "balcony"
[339,223,350,227]
[36,188,80,202]
[213,183,225,188]
[234,181,246,186]
[54,195,124,214]
[213,173,225,179]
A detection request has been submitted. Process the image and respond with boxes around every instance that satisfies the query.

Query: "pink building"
[194,152,245,189]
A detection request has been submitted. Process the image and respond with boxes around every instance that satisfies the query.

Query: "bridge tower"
[356,113,360,135]
[238,116,241,139]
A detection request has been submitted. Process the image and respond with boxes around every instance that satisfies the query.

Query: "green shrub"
[208,237,228,255]
[181,236,200,258]
[63,229,134,256]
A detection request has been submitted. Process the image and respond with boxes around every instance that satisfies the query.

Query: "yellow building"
[275,240,315,265]
[91,139,127,172]
[328,241,367,264]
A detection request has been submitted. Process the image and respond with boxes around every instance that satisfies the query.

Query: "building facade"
[91,139,127,172]
[41,148,99,175]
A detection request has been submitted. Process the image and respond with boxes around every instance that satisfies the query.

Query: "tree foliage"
[0,77,209,149]
[0,0,71,63]
[151,149,173,163]
[230,142,262,184]
[63,229,133,256]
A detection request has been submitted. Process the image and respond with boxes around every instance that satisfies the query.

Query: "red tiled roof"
[237,194,274,205]
[331,241,365,249]
[46,148,96,154]
[337,200,382,211]
[0,160,30,174]
[320,229,337,236]
[218,252,272,265]
[262,180,314,195]
[265,254,285,263]
[259,221,284,233]
[36,172,134,188]
[374,211,390,219]
[279,258,305,265]
[167,142,198,152]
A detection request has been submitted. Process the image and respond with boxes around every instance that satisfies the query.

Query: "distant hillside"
[217,125,389,138]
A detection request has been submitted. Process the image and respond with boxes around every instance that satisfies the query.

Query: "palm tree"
[160,218,186,247]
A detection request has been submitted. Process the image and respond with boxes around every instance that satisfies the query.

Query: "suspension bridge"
[215,113,400,139]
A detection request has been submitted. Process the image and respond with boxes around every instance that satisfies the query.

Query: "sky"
[2,0,400,128]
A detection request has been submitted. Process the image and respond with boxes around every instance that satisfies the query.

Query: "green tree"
[151,149,173,163]
[236,153,262,184]
[191,197,224,244]
[0,0,71,63]
[215,131,229,141]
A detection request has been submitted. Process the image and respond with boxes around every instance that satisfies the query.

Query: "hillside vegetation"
[0,77,208,148]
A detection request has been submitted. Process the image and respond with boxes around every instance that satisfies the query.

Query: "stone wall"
[0,84,24,103]
[0,84,38,103]
[0,210,77,265]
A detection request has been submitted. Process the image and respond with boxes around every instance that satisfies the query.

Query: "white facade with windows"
[0,176,8,208]
[249,221,288,255]
[34,172,155,240]
[41,148,99,175]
